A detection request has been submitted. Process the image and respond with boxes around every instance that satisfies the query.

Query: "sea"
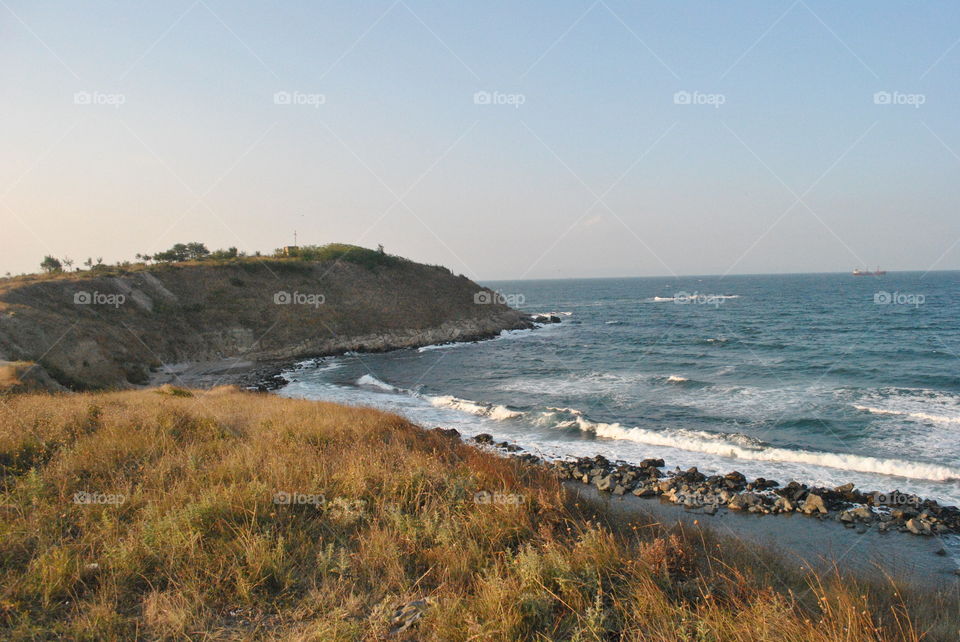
[277,272,960,507]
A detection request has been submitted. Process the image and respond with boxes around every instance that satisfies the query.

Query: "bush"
[274,243,402,270]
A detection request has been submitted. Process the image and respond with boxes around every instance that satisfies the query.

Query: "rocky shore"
[0,253,533,390]
[218,313,559,392]
[469,433,960,539]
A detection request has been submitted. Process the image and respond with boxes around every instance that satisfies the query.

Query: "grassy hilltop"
[0,245,529,390]
[0,388,955,640]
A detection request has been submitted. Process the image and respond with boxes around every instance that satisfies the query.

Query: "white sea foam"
[854,405,960,425]
[356,374,401,392]
[427,395,523,420]
[851,388,960,425]
[644,295,740,303]
[560,413,960,482]
[666,375,689,383]
[417,341,474,352]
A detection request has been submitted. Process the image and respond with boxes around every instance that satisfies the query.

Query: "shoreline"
[186,331,960,588]
[466,435,960,588]
[146,316,559,391]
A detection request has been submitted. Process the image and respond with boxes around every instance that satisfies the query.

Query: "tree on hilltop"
[40,256,62,273]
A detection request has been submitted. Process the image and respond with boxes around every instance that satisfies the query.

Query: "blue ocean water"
[278,272,960,505]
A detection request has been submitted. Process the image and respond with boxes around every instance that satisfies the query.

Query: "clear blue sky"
[2,1,959,278]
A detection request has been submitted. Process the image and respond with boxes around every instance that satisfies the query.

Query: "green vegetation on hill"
[0,389,953,639]
[17,242,402,281]
[280,243,402,270]
[0,248,523,389]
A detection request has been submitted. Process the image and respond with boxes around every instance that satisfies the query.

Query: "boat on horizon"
[852,267,887,276]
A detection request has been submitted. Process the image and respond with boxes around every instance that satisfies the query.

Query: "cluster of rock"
[550,455,960,537]
[468,433,960,538]
[529,314,562,324]
[239,365,289,392]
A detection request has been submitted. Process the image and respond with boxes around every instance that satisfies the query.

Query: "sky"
[2,1,959,279]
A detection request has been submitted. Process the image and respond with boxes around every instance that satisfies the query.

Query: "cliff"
[0,248,531,389]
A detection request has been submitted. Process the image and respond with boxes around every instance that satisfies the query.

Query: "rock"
[728,495,748,511]
[530,314,561,324]
[640,458,665,468]
[905,518,933,536]
[892,508,918,521]
[595,475,613,492]
[703,504,718,515]
[773,497,795,513]
[632,486,656,498]
[724,471,746,484]
[850,506,873,522]
[473,434,494,445]
[801,493,828,515]
[612,484,627,496]
[390,599,429,635]
[834,482,855,493]
[433,427,460,439]
[683,467,706,482]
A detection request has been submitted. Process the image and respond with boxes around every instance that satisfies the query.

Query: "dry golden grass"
[0,388,956,640]
[0,362,40,394]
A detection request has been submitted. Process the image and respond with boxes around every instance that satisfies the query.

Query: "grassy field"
[0,387,956,640]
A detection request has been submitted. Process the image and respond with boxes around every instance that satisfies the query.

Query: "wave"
[854,404,960,425]
[666,375,689,383]
[643,294,741,303]
[417,323,563,353]
[426,395,523,421]
[417,341,475,353]
[356,374,402,393]
[557,411,960,482]
[851,387,960,425]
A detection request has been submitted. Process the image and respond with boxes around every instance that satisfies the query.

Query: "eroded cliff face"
[0,259,530,389]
